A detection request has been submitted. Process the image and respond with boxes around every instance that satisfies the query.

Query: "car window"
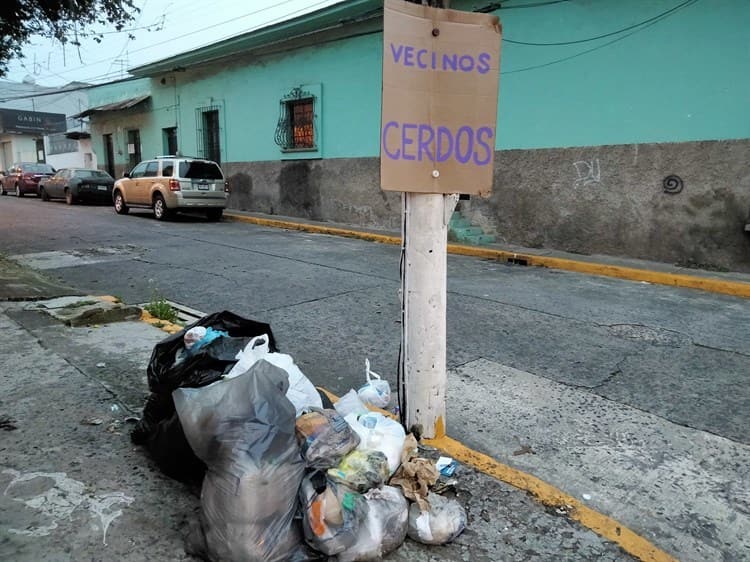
[161,161,174,177]
[179,161,223,180]
[24,163,55,173]
[144,162,159,177]
[59,170,71,179]
[129,162,148,178]
[75,170,111,179]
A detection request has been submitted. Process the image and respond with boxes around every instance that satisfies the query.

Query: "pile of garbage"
[131,311,466,561]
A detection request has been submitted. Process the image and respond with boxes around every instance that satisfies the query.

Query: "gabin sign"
[380,0,502,195]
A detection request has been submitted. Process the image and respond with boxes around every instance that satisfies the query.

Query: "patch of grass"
[143,297,179,323]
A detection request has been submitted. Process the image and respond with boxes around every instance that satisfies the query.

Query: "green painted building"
[82,0,750,271]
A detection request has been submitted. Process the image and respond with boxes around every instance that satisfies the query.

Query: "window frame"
[276,83,322,160]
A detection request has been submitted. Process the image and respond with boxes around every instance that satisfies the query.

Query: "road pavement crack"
[693,342,750,358]
[250,285,386,313]
[132,257,240,286]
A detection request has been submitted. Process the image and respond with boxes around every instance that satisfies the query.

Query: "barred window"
[275,87,317,152]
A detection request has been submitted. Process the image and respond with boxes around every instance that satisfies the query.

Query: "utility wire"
[503,0,698,45]
[501,0,698,74]
[475,0,569,12]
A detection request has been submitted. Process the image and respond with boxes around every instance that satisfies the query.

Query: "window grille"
[195,104,222,163]
[275,87,316,150]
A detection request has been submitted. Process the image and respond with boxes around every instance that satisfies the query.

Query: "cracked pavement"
[1,197,749,560]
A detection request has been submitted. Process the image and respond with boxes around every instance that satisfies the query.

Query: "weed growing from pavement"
[143,281,179,323]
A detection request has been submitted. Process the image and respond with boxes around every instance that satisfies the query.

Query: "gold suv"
[113,156,228,221]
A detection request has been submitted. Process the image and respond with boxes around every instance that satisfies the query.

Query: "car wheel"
[64,188,75,205]
[40,187,50,201]
[0,186,6,196]
[15,184,23,197]
[153,194,171,221]
[113,191,129,215]
[206,208,223,221]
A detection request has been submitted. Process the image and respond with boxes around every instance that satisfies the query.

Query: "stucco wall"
[224,137,750,272]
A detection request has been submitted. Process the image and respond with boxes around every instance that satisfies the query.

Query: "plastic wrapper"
[174,360,306,562]
[407,493,467,545]
[299,473,368,556]
[227,334,322,417]
[337,486,409,562]
[346,412,406,475]
[295,408,360,470]
[357,359,391,409]
[327,449,390,494]
[334,389,370,419]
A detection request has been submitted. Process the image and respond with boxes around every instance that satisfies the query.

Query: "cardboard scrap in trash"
[390,434,439,511]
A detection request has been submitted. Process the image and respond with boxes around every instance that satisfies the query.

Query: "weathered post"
[381,0,501,438]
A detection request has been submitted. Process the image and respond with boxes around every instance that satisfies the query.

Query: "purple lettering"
[402,123,417,160]
[455,126,474,164]
[436,126,453,162]
[442,53,458,72]
[403,46,415,67]
[417,125,435,162]
[382,121,400,160]
[459,55,475,72]
[416,49,428,69]
[477,52,491,74]
[432,51,437,69]
[474,127,494,165]
[390,43,404,63]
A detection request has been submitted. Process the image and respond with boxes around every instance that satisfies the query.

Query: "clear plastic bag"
[334,389,370,419]
[174,360,306,562]
[327,449,390,494]
[406,493,467,545]
[295,408,360,470]
[357,359,391,409]
[346,412,406,475]
[299,473,368,556]
[337,486,409,562]
[227,334,322,417]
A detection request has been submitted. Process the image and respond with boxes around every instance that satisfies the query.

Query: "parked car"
[113,156,228,221]
[1,162,56,197]
[39,168,115,205]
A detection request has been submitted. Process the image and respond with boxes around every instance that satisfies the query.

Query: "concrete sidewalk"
[0,272,634,561]
[1,249,748,561]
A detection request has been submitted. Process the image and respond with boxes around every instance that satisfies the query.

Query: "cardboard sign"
[380,0,501,195]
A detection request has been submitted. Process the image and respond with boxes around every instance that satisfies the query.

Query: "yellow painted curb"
[319,386,675,562]
[140,309,183,334]
[225,212,750,298]
[424,435,677,562]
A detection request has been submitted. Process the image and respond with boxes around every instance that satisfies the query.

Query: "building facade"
[83,0,750,271]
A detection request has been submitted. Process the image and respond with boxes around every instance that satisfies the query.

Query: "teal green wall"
[87,0,749,163]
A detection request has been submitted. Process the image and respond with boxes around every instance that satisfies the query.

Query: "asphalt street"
[1,194,749,560]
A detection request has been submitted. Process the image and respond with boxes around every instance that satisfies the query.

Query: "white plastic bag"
[357,359,391,409]
[345,411,406,475]
[337,486,408,562]
[407,493,467,545]
[334,389,370,419]
[226,334,322,417]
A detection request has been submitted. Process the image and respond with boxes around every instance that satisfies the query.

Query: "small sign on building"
[380,0,502,195]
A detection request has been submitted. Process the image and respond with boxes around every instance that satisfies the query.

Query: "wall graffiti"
[573,158,601,188]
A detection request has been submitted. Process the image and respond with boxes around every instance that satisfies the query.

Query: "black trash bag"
[131,311,275,482]
[174,360,308,562]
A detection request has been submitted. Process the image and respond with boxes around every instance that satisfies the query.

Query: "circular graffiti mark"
[663,175,684,194]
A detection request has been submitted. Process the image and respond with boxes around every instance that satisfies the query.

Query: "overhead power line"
[503,0,698,46]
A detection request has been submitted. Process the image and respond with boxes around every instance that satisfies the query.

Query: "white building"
[0,79,96,171]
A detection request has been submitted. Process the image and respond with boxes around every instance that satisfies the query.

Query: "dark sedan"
[39,168,115,205]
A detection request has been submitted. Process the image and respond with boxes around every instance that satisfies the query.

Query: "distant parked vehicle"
[1,162,56,197]
[39,168,115,205]
[112,156,228,221]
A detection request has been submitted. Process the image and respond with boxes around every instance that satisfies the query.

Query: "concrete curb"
[224,212,750,299]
